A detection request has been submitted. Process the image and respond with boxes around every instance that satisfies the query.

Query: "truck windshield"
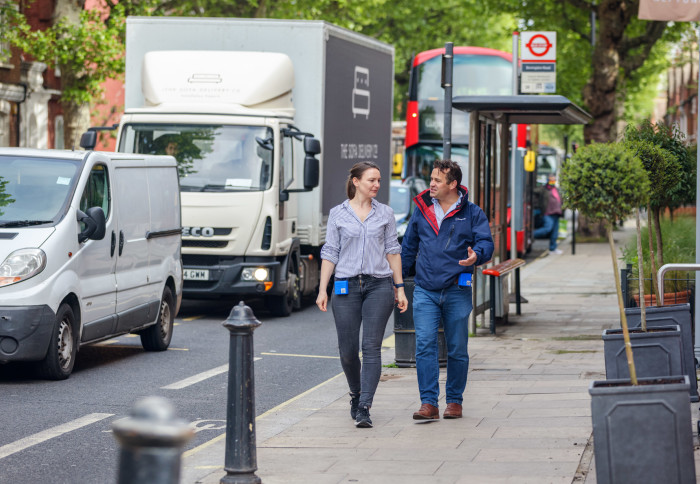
[119,124,274,192]
[0,155,79,225]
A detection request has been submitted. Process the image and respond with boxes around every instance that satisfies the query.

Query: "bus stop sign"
[520,31,557,94]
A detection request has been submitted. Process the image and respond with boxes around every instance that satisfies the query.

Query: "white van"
[0,148,183,380]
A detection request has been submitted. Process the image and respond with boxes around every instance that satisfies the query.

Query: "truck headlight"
[0,248,47,288]
[241,267,270,282]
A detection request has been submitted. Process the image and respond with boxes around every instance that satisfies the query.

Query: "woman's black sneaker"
[350,393,360,420]
[355,406,372,428]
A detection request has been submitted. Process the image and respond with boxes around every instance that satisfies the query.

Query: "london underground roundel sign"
[526,34,552,57]
[520,31,556,62]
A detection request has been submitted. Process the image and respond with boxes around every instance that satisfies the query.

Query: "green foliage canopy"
[165,0,518,116]
[624,120,691,210]
[560,142,649,223]
[622,139,680,210]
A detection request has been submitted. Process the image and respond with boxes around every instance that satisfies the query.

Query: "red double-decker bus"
[403,46,530,254]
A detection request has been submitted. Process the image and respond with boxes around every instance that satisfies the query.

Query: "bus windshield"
[119,124,274,192]
[418,54,513,100]
[413,53,513,145]
[0,156,79,225]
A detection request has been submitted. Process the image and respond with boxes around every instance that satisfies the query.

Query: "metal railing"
[621,263,695,309]
[658,263,700,306]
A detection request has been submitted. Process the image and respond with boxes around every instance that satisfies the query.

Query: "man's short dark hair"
[433,159,462,186]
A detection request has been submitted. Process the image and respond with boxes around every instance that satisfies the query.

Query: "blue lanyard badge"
[334,280,349,295]
[458,273,472,287]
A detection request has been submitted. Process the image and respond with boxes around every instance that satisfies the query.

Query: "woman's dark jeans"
[331,275,394,408]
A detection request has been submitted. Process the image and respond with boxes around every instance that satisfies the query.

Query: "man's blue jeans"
[412,284,473,407]
[534,214,560,251]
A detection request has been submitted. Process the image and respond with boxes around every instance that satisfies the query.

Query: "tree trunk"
[54,0,89,149]
[653,207,664,267]
[62,98,91,150]
[582,1,625,143]
[635,208,646,331]
[580,1,666,143]
[53,0,84,25]
[608,220,638,385]
[576,215,607,239]
[647,205,660,301]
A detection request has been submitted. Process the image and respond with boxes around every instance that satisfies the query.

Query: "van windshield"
[119,124,273,192]
[0,155,79,225]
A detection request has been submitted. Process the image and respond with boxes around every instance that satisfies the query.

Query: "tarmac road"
[0,296,364,483]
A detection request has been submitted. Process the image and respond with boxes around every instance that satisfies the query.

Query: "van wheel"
[267,266,299,317]
[37,304,77,380]
[140,286,174,351]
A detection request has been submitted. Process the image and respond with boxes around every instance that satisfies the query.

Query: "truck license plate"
[184,269,209,281]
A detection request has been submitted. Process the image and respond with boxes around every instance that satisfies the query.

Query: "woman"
[317,161,408,428]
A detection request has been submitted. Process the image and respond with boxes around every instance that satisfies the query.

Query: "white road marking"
[0,413,113,460]
[161,358,261,390]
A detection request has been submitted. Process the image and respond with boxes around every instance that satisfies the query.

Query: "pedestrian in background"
[401,160,494,420]
[534,173,563,255]
[317,161,408,428]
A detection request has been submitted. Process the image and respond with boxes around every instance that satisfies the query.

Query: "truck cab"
[116,51,320,316]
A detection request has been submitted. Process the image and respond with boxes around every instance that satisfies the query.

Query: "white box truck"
[0,148,182,379]
[111,17,394,316]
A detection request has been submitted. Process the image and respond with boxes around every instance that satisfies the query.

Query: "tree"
[623,139,679,302]
[496,0,689,143]
[560,142,649,383]
[4,0,154,149]
[0,176,15,216]
[167,0,518,116]
[624,120,686,267]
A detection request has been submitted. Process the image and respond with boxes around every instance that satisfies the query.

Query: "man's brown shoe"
[413,403,439,420]
[443,403,462,419]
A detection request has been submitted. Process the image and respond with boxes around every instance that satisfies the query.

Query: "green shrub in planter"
[560,142,649,383]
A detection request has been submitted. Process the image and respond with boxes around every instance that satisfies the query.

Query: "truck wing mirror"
[304,136,321,156]
[303,156,319,189]
[77,207,106,243]
[80,131,97,151]
[79,124,119,151]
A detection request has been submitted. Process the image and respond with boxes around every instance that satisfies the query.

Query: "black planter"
[603,325,683,381]
[393,278,446,368]
[625,304,698,402]
[589,375,695,484]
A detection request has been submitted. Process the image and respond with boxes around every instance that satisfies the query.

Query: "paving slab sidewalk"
[183,227,700,484]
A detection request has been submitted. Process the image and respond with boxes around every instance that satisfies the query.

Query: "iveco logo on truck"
[182,227,215,237]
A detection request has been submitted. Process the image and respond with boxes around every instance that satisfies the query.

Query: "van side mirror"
[78,207,106,243]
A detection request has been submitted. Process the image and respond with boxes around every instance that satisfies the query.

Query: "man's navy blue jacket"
[401,186,494,291]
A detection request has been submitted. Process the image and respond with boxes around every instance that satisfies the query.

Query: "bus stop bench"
[482,258,526,334]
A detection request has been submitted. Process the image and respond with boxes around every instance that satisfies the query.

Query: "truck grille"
[184,280,219,290]
[182,240,228,249]
[183,255,241,266]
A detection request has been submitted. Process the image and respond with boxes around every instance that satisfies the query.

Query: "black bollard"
[220,301,262,484]
[112,396,194,484]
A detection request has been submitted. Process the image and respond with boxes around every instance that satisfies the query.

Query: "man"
[401,160,494,420]
[534,173,563,255]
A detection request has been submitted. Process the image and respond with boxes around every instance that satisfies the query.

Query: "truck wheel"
[37,304,77,380]
[140,286,174,351]
[268,266,299,317]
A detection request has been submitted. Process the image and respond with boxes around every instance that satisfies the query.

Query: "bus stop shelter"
[451,94,591,333]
